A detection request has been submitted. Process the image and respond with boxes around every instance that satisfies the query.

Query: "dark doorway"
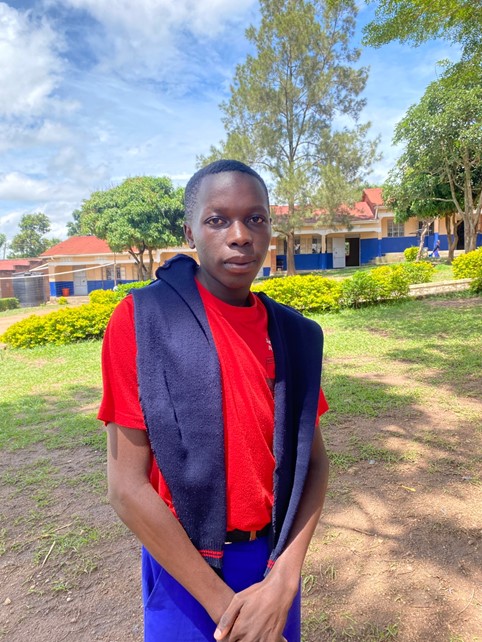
[457,221,464,250]
[345,237,360,267]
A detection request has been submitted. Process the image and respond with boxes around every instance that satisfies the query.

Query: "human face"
[184,171,271,306]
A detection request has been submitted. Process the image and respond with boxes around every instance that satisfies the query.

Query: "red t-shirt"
[99,283,328,531]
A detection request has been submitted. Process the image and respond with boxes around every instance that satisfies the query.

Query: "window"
[294,236,301,254]
[311,236,321,253]
[418,221,434,235]
[105,266,125,281]
[387,220,405,237]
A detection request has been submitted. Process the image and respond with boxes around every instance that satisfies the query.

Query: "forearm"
[268,428,329,595]
[106,424,234,623]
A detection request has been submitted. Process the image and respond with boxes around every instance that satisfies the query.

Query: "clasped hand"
[213,574,293,642]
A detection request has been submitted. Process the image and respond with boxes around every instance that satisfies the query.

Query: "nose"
[227,220,253,246]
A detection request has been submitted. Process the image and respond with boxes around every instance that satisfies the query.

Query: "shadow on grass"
[319,295,482,399]
[310,369,482,641]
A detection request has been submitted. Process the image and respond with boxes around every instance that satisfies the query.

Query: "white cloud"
[0,3,65,117]
[47,0,257,80]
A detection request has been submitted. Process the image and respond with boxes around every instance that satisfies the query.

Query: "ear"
[183,222,195,249]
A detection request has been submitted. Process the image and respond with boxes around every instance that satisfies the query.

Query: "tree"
[0,233,6,259]
[387,66,482,254]
[79,176,185,280]
[384,170,459,261]
[8,213,55,258]
[363,0,482,62]
[66,209,83,237]
[199,0,378,275]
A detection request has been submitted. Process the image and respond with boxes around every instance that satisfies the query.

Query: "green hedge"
[469,267,482,294]
[252,274,342,313]
[452,247,482,279]
[399,261,435,284]
[0,298,20,312]
[403,246,419,262]
[0,303,116,348]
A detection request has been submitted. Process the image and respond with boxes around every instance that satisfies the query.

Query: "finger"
[213,603,241,640]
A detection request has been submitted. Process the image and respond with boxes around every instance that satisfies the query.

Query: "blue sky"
[0,1,458,243]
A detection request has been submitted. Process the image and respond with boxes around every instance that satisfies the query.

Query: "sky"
[0,0,459,244]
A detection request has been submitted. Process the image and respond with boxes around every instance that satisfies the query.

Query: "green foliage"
[253,262,435,312]
[57,296,69,306]
[404,246,419,262]
[370,265,410,299]
[8,213,57,259]
[113,280,152,300]
[0,298,20,312]
[79,176,185,280]
[452,247,482,279]
[252,275,342,313]
[469,267,482,294]
[386,65,482,253]
[340,265,417,308]
[1,303,115,349]
[199,0,378,274]
[340,271,381,308]
[88,289,118,305]
[363,0,482,62]
[399,261,435,284]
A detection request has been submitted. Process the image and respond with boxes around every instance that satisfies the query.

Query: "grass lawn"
[0,293,481,641]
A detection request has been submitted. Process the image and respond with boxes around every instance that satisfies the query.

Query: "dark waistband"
[225,524,270,543]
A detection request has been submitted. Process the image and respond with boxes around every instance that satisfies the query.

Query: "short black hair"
[184,159,269,222]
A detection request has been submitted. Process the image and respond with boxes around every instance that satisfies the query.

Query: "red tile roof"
[41,236,112,256]
[271,199,376,221]
[363,188,384,208]
[0,259,32,272]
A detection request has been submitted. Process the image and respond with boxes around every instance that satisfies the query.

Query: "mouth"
[224,256,257,271]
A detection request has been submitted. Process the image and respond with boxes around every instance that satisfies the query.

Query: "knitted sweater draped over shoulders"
[132,255,323,573]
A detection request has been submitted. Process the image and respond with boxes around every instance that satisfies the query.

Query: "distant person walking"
[430,239,441,258]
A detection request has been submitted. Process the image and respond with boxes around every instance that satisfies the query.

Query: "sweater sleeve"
[97,295,146,430]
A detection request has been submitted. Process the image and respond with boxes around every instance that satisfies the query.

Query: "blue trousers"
[142,538,301,641]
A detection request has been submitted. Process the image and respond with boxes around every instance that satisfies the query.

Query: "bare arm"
[106,423,234,623]
[215,426,329,641]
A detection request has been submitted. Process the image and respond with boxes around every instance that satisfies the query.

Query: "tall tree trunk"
[417,219,433,260]
[464,211,477,253]
[286,230,296,276]
[147,248,154,280]
[445,213,459,263]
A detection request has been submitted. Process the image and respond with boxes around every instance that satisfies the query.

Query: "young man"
[99,160,329,642]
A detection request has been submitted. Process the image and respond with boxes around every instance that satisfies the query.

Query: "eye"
[250,214,268,225]
[205,216,225,227]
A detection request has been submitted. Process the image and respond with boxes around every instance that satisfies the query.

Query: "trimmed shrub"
[469,267,482,294]
[114,280,152,301]
[0,298,20,312]
[252,274,342,313]
[89,288,118,305]
[371,265,410,299]
[452,247,482,279]
[404,246,419,262]
[57,296,69,305]
[340,271,382,308]
[0,303,116,348]
[399,261,435,284]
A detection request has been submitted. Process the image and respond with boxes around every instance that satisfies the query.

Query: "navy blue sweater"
[132,255,323,572]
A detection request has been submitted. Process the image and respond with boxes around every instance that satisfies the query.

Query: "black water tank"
[13,275,48,307]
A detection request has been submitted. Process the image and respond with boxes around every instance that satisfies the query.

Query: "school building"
[39,188,482,295]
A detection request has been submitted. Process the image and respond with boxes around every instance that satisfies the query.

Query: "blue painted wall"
[50,279,137,296]
[276,254,333,270]
[360,239,379,264]
[380,236,418,253]
[50,281,74,296]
